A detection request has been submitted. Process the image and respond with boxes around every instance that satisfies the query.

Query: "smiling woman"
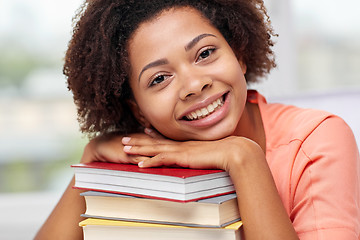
[63,0,276,138]
[127,9,247,140]
[35,1,360,240]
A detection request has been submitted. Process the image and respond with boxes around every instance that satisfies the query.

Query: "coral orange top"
[248,90,360,239]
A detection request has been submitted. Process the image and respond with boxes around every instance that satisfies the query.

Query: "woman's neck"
[234,101,266,153]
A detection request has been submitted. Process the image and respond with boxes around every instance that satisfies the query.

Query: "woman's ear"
[127,99,151,128]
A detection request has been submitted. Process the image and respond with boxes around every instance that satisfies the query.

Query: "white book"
[72,162,235,202]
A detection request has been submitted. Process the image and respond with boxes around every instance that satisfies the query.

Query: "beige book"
[81,191,240,228]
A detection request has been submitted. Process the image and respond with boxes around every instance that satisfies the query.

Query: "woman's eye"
[149,75,168,87]
[197,48,215,62]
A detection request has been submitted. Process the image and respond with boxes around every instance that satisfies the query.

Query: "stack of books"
[72,162,242,240]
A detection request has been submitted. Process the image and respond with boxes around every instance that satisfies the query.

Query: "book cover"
[80,191,240,227]
[72,162,235,202]
[72,162,229,181]
[80,218,242,240]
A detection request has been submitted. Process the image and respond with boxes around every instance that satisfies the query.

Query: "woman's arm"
[34,177,85,240]
[226,137,298,240]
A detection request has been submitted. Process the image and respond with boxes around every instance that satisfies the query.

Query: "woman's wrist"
[223,136,265,174]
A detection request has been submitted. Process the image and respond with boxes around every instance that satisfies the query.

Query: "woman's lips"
[179,92,230,128]
[184,95,224,121]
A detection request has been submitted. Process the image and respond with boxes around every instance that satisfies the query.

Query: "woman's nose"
[179,71,213,100]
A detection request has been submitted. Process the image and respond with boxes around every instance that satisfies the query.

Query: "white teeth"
[191,112,197,119]
[185,97,224,120]
[207,104,214,112]
[201,108,209,116]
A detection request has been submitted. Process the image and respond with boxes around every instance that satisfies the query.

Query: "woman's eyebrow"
[184,33,216,51]
[138,58,169,81]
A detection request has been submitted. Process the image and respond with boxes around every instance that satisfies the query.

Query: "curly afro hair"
[64,0,277,138]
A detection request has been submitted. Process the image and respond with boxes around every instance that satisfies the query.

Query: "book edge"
[79,218,243,230]
[81,214,241,228]
[74,186,235,202]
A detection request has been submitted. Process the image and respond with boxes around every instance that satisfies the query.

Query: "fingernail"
[122,137,131,144]
[123,145,132,151]
[144,128,153,134]
[138,161,144,167]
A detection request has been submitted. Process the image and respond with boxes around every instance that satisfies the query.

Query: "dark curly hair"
[64,0,277,138]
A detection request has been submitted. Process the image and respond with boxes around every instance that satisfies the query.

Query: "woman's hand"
[79,131,148,164]
[80,128,165,164]
[122,135,264,171]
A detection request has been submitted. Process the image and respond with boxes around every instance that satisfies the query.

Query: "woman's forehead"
[127,7,224,76]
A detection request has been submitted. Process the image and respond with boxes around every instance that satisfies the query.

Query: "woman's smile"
[181,91,227,121]
[184,96,224,121]
[178,91,231,128]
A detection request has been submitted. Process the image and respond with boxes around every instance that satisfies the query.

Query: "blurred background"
[0,0,359,239]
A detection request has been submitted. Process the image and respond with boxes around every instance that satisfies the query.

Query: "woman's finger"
[138,151,217,169]
[138,152,184,168]
[123,142,180,156]
[122,135,174,147]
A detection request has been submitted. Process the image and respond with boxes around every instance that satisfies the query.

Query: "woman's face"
[128,7,248,141]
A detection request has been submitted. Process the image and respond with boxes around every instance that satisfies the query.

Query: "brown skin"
[127,7,248,142]
[34,179,85,239]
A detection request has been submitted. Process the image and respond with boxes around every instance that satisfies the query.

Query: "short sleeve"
[291,116,360,240]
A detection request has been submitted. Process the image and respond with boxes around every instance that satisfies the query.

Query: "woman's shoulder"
[249,90,334,126]
[263,100,335,135]
[256,92,351,149]
[249,90,357,150]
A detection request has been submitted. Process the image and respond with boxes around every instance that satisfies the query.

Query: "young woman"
[35,1,360,239]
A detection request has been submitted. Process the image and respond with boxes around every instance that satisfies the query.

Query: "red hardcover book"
[72,162,235,202]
